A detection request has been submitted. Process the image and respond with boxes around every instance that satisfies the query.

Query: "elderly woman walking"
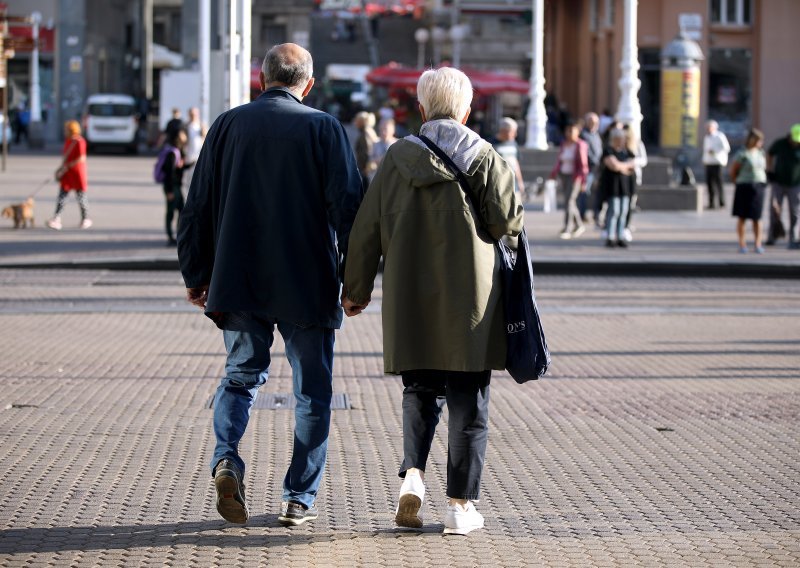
[342,67,523,535]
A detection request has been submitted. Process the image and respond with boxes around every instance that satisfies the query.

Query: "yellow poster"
[661,67,701,148]
[661,69,683,147]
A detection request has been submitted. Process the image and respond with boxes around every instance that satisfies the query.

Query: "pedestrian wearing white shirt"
[702,120,731,209]
[184,107,207,183]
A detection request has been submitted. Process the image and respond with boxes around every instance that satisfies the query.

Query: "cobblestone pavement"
[0,269,798,567]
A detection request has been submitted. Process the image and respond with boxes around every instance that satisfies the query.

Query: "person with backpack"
[157,129,186,246]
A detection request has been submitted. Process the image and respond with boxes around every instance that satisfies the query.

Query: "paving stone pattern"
[0,270,798,566]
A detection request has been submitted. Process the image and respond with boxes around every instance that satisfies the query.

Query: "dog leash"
[26,178,53,200]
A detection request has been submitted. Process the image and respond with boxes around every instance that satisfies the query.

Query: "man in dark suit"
[177,43,363,527]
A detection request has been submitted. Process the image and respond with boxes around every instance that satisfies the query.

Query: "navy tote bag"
[418,135,551,382]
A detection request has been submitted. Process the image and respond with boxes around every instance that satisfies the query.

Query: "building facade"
[543,0,800,147]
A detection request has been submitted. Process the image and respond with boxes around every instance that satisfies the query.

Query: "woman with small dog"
[46,121,92,230]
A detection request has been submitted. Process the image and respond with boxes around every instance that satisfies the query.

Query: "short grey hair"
[262,44,313,89]
[499,117,518,131]
[416,67,473,121]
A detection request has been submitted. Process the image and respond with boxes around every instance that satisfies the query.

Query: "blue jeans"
[211,312,335,509]
[606,196,630,241]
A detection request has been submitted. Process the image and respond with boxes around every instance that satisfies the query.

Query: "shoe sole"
[443,522,484,535]
[277,512,318,527]
[395,494,423,529]
[215,474,248,524]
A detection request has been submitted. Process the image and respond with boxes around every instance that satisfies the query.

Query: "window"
[589,0,599,32]
[710,0,752,25]
[605,0,615,28]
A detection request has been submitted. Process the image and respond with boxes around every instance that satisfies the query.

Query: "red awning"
[7,25,56,53]
[366,63,529,95]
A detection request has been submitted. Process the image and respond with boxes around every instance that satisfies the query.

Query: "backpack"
[154,145,180,183]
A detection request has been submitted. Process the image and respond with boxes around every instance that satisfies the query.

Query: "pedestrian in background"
[161,129,186,246]
[354,111,378,189]
[765,124,800,249]
[342,67,523,536]
[702,120,731,209]
[183,106,207,183]
[371,117,398,174]
[177,43,363,527]
[600,128,635,248]
[46,120,92,230]
[580,112,603,223]
[623,126,648,243]
[551,123,589,239]
[730,128,768,254]
[493,117,526,198]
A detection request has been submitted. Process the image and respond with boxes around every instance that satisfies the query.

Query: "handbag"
[418,134,551,382]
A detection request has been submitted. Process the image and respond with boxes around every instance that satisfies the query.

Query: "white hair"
[416,67,473,121]
[355,111,376,128]
[499,117,518,131]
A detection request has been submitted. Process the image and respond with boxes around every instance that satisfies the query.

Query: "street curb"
[532,260,800,279]
[0,257,797,279]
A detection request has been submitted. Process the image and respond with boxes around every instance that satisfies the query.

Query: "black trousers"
[400,369,491,501]
[705,165,725,207]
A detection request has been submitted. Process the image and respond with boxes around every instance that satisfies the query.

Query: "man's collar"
[259,86,302,103]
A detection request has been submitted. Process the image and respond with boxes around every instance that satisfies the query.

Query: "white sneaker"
[622,228,633,242]
[571,225,586,238]
[80,218,93,229]
[46,217,62,231]
[559,230,572,240]
[444,501,484,535]
[394,471,425,528]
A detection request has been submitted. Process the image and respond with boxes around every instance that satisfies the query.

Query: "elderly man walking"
[177,43,363,526]
[702,120,731,209]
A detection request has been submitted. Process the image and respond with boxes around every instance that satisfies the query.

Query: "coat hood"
[387,119,491,188]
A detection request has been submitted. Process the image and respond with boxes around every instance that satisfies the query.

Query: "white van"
[83,93,139,153]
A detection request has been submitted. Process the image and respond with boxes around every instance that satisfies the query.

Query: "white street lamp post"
[414,28,429,69]
[30,11,42,122]
[199,0,210,125]
[525,0,547,150]
[616,0,642,141]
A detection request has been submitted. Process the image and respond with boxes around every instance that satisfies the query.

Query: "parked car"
[83,93,139,154]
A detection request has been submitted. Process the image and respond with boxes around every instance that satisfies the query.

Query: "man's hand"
[186,285,209,309]
[342,296,369,317]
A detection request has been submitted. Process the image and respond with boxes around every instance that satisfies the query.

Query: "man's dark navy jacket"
[177,87,364,329]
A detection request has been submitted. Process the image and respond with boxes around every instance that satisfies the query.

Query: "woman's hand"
[342,295,370,317]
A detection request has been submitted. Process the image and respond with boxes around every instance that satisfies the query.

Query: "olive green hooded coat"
[344,119,524,374]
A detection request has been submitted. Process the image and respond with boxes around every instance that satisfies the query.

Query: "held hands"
[186,285,209,309]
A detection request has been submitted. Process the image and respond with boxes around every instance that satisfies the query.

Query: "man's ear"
[418,103,427,123]
[259,71,267,91]
[460,107,471,125]
[301,78,315,99]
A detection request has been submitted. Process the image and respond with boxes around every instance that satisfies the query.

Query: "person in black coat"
[177,43,364,527]
[161,129,186,246]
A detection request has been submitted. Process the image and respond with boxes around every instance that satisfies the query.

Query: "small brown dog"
[1,198,35,229]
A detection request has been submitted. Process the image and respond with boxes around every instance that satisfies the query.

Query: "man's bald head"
[261,43,313,93]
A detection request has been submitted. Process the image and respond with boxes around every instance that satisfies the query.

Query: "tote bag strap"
[417,134,479,212]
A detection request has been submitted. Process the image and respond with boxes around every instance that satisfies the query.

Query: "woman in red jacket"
[550,123,589,239]
[46,120,92,230]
